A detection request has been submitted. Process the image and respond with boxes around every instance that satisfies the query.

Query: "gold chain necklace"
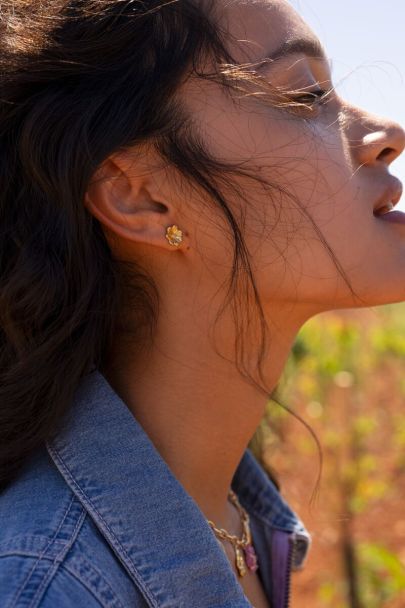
[207,489,259,578]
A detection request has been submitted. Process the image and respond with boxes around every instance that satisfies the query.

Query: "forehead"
[220,0,318,63]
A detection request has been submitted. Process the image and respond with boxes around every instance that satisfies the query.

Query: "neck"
[101,301,312,534]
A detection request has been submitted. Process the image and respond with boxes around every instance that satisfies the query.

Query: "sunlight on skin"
[85,0,405,542]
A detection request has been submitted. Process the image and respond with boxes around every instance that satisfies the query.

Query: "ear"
[84,150,187,250]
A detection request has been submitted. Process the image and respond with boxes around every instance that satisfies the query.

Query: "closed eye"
[294,88,327,103]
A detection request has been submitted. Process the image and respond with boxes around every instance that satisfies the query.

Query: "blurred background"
[248,3,405,606]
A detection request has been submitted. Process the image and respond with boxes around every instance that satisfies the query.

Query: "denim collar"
[46,369,310,607]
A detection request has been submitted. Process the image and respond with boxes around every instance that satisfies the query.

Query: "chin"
[308,290,404,314]
[349,289,405,309]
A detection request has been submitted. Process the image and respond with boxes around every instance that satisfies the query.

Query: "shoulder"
[0,445,147,608]
[0,555,105,607]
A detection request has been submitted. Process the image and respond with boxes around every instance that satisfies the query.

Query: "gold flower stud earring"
[165,225,183,247]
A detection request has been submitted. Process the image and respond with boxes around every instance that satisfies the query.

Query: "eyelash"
[294,88,328,104]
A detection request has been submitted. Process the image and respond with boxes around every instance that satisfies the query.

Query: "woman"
[0,0,404,605]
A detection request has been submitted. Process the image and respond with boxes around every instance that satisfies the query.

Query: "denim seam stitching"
[9,494,77,608]
[46,441,159,608]
[0,550,124,607]
[8,495,85,608]
[0,551,64,560]
[47,563,103,608]
[0,536,66,556]
[27,502,86,608]
[60,557,126,608]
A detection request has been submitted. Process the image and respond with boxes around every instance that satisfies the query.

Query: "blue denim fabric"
[0,369,311,607]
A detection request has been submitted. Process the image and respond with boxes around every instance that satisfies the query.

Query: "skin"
[84,0,405,547]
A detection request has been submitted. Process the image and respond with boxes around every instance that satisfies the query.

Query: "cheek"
[184,86,367,303]
[247,119,354,240]
[243,123,366,304]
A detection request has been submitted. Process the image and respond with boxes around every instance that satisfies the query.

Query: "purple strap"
[271,530,293,608]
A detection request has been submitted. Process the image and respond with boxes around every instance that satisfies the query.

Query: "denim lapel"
[46,369,252,607]
[231,449,311,568]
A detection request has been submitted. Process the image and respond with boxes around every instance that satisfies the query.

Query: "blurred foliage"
[357,543,405,607]
[253,303,405,607]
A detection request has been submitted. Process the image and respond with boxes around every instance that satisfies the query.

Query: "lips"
[375,209,405,225]
[373,178,403,217]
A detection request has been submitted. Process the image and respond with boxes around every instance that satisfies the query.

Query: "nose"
[344,104,405,168]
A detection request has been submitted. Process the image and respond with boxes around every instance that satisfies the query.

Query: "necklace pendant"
[244,543,259,572]
[235,545,247,577]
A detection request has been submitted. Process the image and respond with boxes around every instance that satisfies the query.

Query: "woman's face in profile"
[179,0,405,315]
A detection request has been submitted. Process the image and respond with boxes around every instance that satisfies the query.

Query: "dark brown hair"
[0,0,353,492]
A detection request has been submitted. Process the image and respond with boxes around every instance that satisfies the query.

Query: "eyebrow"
[257,35,327,67]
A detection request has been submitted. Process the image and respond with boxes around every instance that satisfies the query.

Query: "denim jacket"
[0,368,311,607]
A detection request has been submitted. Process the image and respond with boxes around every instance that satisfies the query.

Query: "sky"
[290,0,405,210]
